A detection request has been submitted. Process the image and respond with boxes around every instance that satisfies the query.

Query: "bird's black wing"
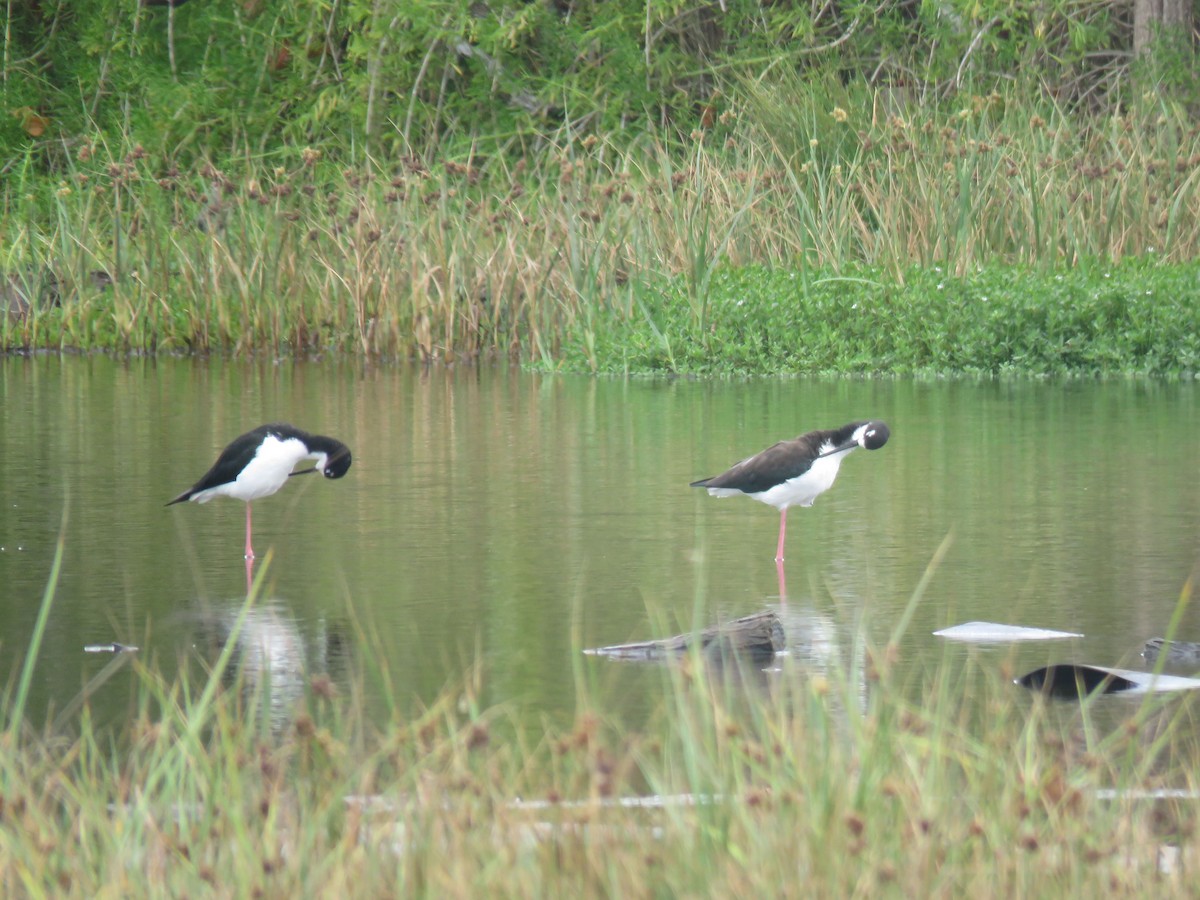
[691,431,832,494]
[166,424,276,505]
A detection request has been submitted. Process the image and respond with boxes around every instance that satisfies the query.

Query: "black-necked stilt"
[691,420,889,562]
[167,423,352,559]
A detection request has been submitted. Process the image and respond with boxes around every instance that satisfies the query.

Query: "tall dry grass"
[3,89,1200,359]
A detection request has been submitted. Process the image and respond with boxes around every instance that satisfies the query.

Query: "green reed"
[4,87,1200,366]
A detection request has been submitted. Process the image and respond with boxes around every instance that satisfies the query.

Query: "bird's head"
[857,421,890,451]
[817,420,891,459]
[321,445,353,479]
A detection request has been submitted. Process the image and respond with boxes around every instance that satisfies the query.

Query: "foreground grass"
[3,88,1200,373]
[5,566,1200,894]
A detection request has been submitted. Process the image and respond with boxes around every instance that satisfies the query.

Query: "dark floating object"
[1142,638,1200,667]
[168,423,352,560]
[1017,665,1140,698]
[584,611,785,668]
[1016,664,1200,699]
[691,420,889,562]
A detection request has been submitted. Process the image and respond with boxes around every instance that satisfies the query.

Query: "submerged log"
[1142,638,1200,667]
[584,611,785,668]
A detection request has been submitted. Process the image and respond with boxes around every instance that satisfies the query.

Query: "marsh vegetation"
[5,94,1200,375]
[5,3,1200,892]
[5,554,1200,895]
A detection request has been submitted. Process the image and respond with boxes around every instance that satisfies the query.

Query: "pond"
[1,357,1197,732]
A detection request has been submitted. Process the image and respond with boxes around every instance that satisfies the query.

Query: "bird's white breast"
[748,451,847,510]
[199,435,312,503]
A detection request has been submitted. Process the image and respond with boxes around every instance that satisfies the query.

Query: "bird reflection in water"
[189,598,350,736]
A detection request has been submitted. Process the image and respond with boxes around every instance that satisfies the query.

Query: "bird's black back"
[167,423,324,505]
[690,421,871,495]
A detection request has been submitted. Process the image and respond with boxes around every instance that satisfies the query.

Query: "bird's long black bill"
[816,441,857,459]
[289,467,320,478]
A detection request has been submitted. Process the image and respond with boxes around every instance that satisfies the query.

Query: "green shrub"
[2,1,1196,165]
[562,261,1200,377]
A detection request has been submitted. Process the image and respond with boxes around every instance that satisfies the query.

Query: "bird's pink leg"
[776,556,788,604]
[775,507,788,562]
[244,502,255,560]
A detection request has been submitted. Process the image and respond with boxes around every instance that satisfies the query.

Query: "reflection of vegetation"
[5,563,1200,893]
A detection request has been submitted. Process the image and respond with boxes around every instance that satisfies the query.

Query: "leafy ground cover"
[561,260,1200,377]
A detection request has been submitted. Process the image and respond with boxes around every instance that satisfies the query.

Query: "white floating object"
[934,621,1083,643]
[83,642,139,654]
[1095,788,1200,801]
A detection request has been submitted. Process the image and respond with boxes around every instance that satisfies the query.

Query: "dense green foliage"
[563,261,1200,376]
[1,0,1194,164]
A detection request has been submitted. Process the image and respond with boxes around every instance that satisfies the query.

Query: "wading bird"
[168,423,352,559]
[691,420,889,562]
